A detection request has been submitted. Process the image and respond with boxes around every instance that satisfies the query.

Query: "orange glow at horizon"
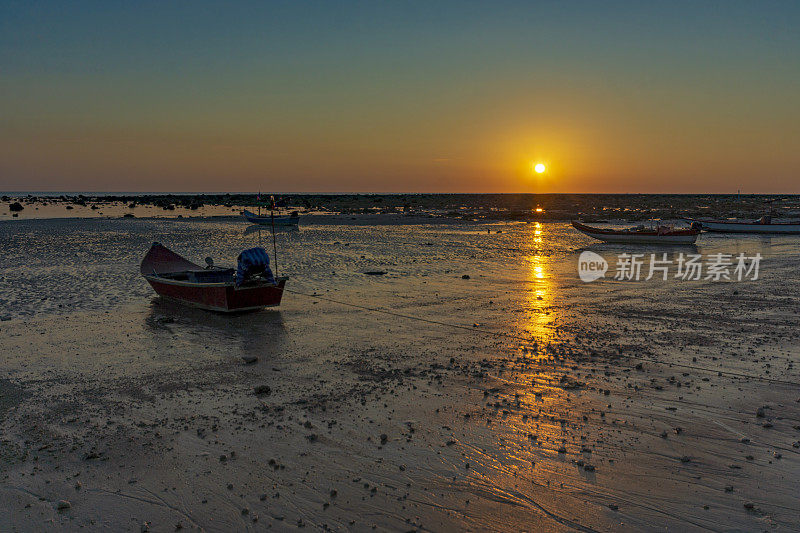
[3,3,800,194]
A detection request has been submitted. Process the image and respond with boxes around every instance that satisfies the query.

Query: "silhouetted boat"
[682,216,800,234]
[572,221,700,244]
[243,210,299,226]
[140,243,286,312]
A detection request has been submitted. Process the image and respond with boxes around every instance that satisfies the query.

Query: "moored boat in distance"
[141,243,286,312]
[572,221,700,244]
[243,209,300,226]
[682,216,800,234]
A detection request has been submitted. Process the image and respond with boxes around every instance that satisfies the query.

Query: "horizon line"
[3,191,798,196]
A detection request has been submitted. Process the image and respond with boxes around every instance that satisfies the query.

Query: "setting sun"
[534,163,546,174]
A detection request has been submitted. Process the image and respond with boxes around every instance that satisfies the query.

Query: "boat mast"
[270,195,278,277]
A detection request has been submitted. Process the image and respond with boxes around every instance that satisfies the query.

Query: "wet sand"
[1,217,799,531]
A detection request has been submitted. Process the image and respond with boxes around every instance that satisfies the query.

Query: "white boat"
[683,216,800,234]
[243,210,299,226]
[572,221,700,244]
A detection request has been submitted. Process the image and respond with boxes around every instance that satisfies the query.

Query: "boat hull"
[684,218,800,234]
[144,276,286,313]
[243,210,299,226]
[572,222,698,244]
[140,243,287,313]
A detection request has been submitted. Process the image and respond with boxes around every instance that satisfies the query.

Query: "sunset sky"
[1,1,799,193]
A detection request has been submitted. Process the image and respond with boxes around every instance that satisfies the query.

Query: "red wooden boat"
[140,243,286,312]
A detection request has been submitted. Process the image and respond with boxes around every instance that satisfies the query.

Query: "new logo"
[578,251,608,282]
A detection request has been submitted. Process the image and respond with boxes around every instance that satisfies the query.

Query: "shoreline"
[4,193,800,223]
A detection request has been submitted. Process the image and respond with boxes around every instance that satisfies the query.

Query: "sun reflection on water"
[521,223,557,344]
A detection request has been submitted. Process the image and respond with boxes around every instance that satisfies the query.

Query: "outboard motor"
[236,247,275,286]
[690,221,702,232]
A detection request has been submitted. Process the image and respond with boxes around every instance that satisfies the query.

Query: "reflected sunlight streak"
[522,222,557,344]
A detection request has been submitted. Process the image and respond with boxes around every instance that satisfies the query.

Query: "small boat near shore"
[141,243,286,312]
[682,216,800,234]
[243,209,300,226]
[572,221,700,244]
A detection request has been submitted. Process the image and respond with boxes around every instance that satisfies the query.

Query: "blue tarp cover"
[236,247,275,286]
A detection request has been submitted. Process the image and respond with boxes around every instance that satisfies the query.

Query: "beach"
[1,214,799,531]
[5,0,800,529]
